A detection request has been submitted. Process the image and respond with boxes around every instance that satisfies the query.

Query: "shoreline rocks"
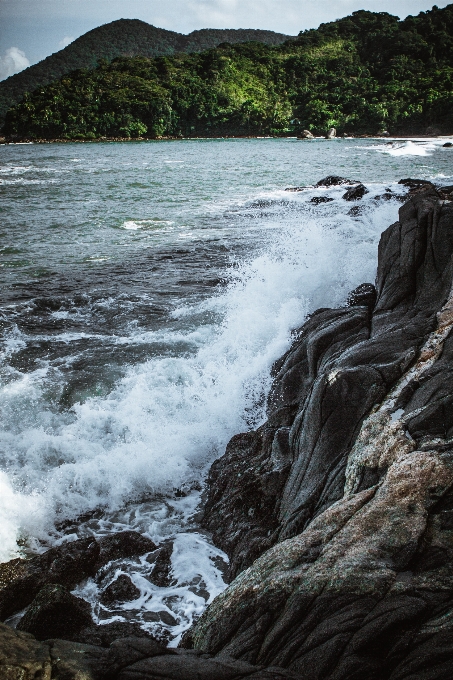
[2,178,453,677]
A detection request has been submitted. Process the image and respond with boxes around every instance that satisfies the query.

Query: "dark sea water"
[1,136,452,642]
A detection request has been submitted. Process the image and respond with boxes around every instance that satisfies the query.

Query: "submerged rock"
[315,176,355,187]
[195,181,453,676]
[100,574,140,605]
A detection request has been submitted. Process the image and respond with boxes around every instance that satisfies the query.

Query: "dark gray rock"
[315,176,355,187]
[195,184,453,677]
[74,622,157,648]
[310,196,334,204]
[150,542,174,587]
[100,574,140,606]
[96,532,156,571]
[342,183,368,200]
[442,142,453,147]
[16,584,92,641]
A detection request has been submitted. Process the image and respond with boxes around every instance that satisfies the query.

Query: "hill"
[0,20,291,122]
[4,5,453,139]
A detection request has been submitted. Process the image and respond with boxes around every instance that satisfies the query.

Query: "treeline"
[0,20,290,122]
[4,5,453,139]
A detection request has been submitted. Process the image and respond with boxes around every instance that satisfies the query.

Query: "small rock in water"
[149,542,174,587]
[310,196,334,204]
[16,584,92,641]
[315,176,355,187]
[100,574,140,605]
[443,142,453,147]
[298,130,314,139]
[342,183,368,200]
[325,127,336,139]
[96,531,157,571]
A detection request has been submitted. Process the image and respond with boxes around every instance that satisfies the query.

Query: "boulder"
[310,196,334,204]
[149,542,174,587]
[315,176,355,187]
[325,127,336,139]
[16,584,92,641]
[298,130,314,139]
[342,183,368,200]
[443,142,453,147]
[100,574,140,605]
[195,182,453,676]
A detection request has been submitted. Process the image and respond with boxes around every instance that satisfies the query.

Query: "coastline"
[1,177,453,677]
[2,134,453,144]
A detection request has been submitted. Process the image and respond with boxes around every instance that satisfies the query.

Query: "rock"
[342,183,368,200]
[100,574,140,605]
[95,531,156,571]
[443,142,453,147]
[310,196,334,204]
[48,639,107,680]
[195,185,453,676]
[325,127,336,139]
[298,130,314,139]
[315,176,355,187]
[0,622,51,680]
[0,532,155,622]
[74,622,156,648]
[0,537,99,620]
[346,283,376,311]
[16,584,92,641]
[149,542,174,587]
[378,130,390,136]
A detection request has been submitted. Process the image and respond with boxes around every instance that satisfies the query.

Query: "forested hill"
[4,5,453,140]
[0,20,291,122]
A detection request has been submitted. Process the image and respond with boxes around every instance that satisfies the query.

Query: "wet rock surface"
[194,181,453,677]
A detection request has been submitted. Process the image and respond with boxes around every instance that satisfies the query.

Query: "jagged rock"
[16,584,92,641]
[100,574,140,605]
[315,176,355,187]
[342,183,368,200]
[0,622,51,679]
[326,127,336,139]
[195,183,453,676]
[310,196,334,204]
[347,283,376,311]
[298,130,314,139]
[0,532,155,622]
[150,542,174,587]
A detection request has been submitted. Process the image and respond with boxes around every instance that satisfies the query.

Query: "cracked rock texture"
[192,183,453,678]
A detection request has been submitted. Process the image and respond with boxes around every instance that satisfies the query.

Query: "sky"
[0,0,450,80]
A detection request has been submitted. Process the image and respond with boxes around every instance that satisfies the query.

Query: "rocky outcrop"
[191,181,453,677]
[0,531,156,621]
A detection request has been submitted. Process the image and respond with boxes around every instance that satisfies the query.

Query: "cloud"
[0,47,30,81]
[58,36,75,49]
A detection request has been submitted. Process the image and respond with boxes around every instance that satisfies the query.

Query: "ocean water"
[1,136,452,642]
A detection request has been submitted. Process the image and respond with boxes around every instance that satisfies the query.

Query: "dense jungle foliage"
[0,21,290,122]
[4,5,453,139]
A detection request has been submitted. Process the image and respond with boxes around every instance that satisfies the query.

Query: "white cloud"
[58,35,75,49]
[0,47,30,81]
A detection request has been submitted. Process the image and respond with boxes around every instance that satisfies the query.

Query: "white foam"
[373,140,442,157]
[120,219,174,230]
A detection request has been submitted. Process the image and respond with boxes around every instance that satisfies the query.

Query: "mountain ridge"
[0,19,292,122]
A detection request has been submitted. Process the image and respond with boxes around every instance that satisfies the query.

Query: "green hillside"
[4,5,453,139]
[0,20,291,122]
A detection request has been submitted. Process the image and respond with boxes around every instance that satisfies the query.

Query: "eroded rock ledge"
[189,181,453,678]
[1,179,453,679]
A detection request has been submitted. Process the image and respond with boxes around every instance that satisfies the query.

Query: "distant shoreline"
[2,134,453,145]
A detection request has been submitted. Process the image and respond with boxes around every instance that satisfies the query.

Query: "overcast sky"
[0,0,450,79]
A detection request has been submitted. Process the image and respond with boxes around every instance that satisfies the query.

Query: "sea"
[1,136,452,643]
